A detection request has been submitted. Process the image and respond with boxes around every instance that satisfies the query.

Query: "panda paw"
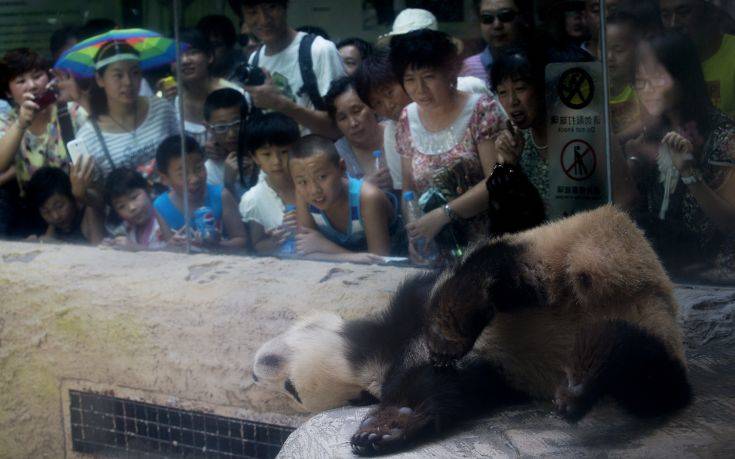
[426,321,473,367]
[350,406,429,455]
[554,375,593,423]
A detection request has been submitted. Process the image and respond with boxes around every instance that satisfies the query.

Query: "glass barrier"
[0,0,732,285]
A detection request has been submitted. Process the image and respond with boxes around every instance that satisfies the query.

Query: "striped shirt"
[77,97,179,178]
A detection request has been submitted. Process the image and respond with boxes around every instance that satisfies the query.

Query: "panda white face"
[252,312,367,412]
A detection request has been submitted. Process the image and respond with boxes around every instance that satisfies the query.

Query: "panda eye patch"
[284,378,302,403]
[259,354,284,367]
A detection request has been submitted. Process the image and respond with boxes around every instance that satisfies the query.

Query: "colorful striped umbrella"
[54,28,182,78]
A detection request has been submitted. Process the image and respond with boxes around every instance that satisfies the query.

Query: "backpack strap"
[56,102,76,147]
[251,43,264,68]
[296,34,327,111]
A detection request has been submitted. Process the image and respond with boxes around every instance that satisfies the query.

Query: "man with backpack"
[231,0,345,138]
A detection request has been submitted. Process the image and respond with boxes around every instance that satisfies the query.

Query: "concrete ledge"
[0,242,419,457]
[279,286,735,458]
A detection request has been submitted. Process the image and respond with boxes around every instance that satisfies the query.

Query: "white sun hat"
[386,8,439,36]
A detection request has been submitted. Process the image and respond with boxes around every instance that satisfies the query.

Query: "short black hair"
[105,167,149,207]
[233,0,289,17]
[203,88,248,121]
[296,25,331,41]
[156,135,203,175]
[290,134,341,167]
[389,29,457,82]
[323,76,355,120]
[336,37,374,59]
[197,15,238,49]
[180,28,213,55]
[26,167,74,211]
[245,112,300,154]
[76,18,117,41]
[0,48,49,100]
[353,48,397,109]
[490,47,545,93]
[50,25,78,59]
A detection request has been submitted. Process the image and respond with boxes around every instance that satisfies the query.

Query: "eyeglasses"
[480,10,518,25]
[633,76,670,92]
[207,119,241,135]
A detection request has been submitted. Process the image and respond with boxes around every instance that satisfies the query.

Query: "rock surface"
[279,285,735,458]
[0,241,419,458]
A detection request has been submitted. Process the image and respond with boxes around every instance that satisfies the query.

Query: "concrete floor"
[279,285,735,458]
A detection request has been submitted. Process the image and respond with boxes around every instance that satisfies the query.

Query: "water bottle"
[280,204,297,255]
[403,191,437,262]
[373,150,382,172]
[193,207,218,244]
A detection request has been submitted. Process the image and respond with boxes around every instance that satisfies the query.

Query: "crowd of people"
[0,0,733,275]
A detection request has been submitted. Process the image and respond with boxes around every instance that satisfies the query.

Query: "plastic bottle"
[403,191,437,263]
[373,150,382,172]
[280,204,297,256]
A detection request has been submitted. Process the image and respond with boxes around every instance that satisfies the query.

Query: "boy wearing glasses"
[203,88,256,199]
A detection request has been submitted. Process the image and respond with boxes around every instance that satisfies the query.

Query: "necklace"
[529,130,548,151]
[107,101,139,135]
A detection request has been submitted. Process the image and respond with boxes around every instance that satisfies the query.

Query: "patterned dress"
[396,93,506,245]
[637,109,735,275]
[0,106,72,193]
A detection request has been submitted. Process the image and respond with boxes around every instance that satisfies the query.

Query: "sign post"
[546,62,609,219]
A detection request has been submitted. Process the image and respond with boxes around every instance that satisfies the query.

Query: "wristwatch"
[443,204,459,222]
[680,169,702,185]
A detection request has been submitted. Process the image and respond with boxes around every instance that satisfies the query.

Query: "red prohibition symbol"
[560,139,596,181]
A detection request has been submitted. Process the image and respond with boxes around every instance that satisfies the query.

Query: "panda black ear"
[284,378,302,403]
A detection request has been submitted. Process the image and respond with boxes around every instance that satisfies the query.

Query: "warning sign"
[561,140,596,181]
[546,62,608,219]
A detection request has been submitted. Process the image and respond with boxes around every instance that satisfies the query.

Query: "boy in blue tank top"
[154,135,248,252]
[290,134,395,264]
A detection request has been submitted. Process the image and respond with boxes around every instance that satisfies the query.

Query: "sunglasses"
[481,10,518,24]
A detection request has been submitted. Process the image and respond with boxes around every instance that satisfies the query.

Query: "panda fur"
[252,205,692,454]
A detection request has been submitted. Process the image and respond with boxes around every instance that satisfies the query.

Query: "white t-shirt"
[239,176,286,231]
[77,97,178,177]
[249,32,346,113]
[382,120,403,189]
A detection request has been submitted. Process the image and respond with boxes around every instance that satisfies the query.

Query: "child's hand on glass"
[69,155,95,203]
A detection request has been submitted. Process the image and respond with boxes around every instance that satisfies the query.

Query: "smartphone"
[35,89,58,110]
[66,139,89,164]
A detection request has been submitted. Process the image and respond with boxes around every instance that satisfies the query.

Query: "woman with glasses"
[391,29,507,262]
[627,30,735,280]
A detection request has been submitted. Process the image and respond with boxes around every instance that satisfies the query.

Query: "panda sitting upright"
[252,205,692,455]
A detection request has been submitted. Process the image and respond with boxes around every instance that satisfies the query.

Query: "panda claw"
[361,416,376,428]
[389,428,403,437]
[368,433,378,441]
[398,407,413,415]
[381,434,393,442]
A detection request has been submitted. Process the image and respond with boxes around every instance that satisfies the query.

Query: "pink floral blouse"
[396,93,506,194]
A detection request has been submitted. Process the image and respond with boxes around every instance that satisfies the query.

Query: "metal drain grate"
[69,390,294,458]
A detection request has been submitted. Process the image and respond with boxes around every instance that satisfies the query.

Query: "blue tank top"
[308,177,368,251]
[154,184,224,231]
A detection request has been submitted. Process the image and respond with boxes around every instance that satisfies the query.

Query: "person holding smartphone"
[0,48,83,237]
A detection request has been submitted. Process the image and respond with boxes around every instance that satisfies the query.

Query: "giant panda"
[252,205,692,455]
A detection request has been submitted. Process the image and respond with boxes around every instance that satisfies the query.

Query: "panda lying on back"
[253,205,692,455]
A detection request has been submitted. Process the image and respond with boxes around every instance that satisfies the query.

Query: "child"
[25,166,105,244]
[153,135,248,252]
[203,88,257,198]
[290,134,395,264]
[104,167,171,250]
[606,12,644,140]
[239,113,301,255]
